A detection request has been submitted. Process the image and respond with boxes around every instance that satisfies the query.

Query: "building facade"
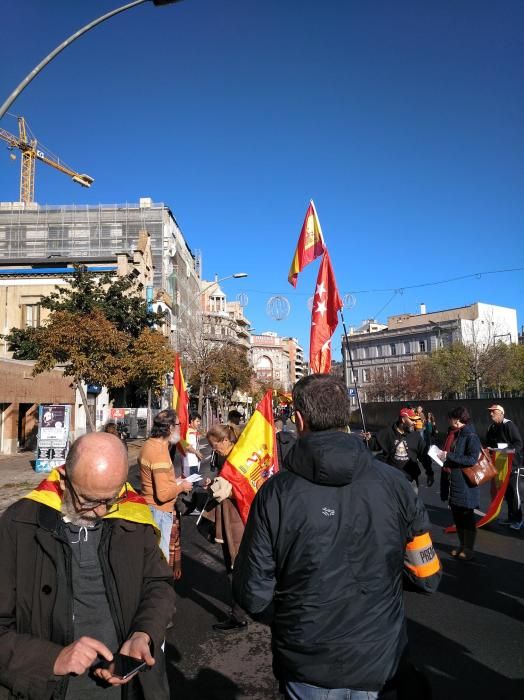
[282,337,306,386]
[250,332,292,391]
[0,198,201,344]
[0,241,153,453]
[342,302,518,404]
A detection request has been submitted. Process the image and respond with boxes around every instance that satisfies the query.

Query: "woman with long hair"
[440,406,481,561]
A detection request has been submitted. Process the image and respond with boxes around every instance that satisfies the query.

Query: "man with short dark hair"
[486,404,523,530]
[366,407,434,490]
[227,409,242,426]
[233,375,441,700]
[0,432,175,700]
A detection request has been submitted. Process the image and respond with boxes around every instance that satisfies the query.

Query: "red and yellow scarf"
[24,469,158,530]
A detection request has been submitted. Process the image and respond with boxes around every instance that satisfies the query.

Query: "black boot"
[461,528,476,560]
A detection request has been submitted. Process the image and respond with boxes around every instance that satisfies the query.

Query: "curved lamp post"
[0,0,184,121]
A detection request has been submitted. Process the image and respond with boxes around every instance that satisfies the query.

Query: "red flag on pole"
[172,353,189,454]
[309,251,343,374]
[288,200,326,287]
[219,391,279,524]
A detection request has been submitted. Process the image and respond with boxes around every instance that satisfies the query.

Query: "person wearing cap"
[364,408,434,491]
[486,404,523,530]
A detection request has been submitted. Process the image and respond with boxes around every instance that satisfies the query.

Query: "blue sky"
[1,0,523,357]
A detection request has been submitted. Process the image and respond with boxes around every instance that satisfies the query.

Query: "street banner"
[35,404,71,473]
[219,391,279,524]
[309,251,343,374]
[445,450,514,532]
[288,200,326,287]
[172,353,190,454]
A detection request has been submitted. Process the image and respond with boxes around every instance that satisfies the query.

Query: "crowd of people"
[0,378,521,699]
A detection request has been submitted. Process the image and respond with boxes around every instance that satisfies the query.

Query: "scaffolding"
[0,201,170,291]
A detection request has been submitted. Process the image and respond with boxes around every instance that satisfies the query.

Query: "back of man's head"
[227,409,242,425]
[292,374,351,432]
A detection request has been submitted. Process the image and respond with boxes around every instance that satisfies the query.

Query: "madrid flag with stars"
[310,251,343,374]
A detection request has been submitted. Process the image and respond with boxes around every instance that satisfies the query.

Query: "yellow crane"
[0,116,93,205]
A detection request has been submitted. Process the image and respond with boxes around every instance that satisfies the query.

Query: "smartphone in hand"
[101,653,147,681]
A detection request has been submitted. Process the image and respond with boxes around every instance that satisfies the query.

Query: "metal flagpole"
[339,308,367,434]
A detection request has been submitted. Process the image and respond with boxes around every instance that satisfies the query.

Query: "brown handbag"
[462,447,498,486]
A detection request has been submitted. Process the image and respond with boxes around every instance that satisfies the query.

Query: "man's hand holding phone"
[94,631,154,685]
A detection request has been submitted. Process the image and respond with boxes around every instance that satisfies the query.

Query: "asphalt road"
[134,436,524,700]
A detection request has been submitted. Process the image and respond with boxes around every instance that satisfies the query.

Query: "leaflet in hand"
[177,473,203,483]
[428,444,445,467]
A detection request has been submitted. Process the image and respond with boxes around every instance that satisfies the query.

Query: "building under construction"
[0,197,202,339]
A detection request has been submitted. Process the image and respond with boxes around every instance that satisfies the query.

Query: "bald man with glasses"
[0,432,175,700]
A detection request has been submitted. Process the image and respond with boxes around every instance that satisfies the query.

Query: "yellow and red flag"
[219,391,279,523]
[24,469,158,530]
[288,200,326,287]
[172,352,190,454]
[309,251,343,374]
[445,450,514,532]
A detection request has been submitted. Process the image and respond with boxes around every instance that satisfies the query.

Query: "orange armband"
[405,532,441,578]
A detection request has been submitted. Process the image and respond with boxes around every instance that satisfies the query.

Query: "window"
[363,369,370,383]
[351,370,358,383]
[22,304,40,328]
[419,340,426,353]
[376,346,382,357]
[390,344,396,356]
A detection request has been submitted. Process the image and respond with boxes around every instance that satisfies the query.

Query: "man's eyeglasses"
[64,473,128,515]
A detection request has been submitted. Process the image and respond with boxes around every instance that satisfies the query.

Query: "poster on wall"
[35,404,71,473]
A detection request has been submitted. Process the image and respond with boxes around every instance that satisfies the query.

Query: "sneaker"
[189,509,201,516]
[509,521,523,531]
[498,519,512,526]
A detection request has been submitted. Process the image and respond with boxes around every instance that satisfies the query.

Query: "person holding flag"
[233,374,440,700]
[199,391,279,631]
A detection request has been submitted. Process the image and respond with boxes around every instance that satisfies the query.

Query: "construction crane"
[0,116,93,205]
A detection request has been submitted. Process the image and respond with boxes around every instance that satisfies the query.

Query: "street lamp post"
[0,0,184,121]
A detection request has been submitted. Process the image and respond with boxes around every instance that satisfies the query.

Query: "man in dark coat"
[486,403,523,529]
[0,432,175,700]
[366,407,434,489]
[233,375,441,700]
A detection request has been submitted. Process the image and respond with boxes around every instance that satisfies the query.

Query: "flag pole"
[339,309,367,434]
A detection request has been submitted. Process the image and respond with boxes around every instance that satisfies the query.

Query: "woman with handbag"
[440,406,481,561]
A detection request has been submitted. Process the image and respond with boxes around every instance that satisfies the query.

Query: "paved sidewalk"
[0,439,145,515]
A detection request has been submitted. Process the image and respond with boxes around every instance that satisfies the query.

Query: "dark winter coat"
[444,424,481,509]
[233,431,441,692]
[368,423,434,482]
[0,500,176,700]
[486,419,523,469]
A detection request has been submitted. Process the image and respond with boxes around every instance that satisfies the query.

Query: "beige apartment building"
[0,235,153,454]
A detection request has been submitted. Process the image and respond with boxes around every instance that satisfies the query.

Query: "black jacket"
[233,431,440,692]
[486,419,523,469]
[368,422,433,482]
[0,500,176,700]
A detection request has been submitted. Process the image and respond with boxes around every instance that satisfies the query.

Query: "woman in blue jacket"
[441,406,481,560]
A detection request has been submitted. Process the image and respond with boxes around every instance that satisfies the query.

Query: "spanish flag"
[288,200,326,287]
[219,391,279,524]
[24,469,158,530]
[172,353,190,454]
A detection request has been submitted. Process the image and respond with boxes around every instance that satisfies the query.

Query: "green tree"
[427,343,473,398]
